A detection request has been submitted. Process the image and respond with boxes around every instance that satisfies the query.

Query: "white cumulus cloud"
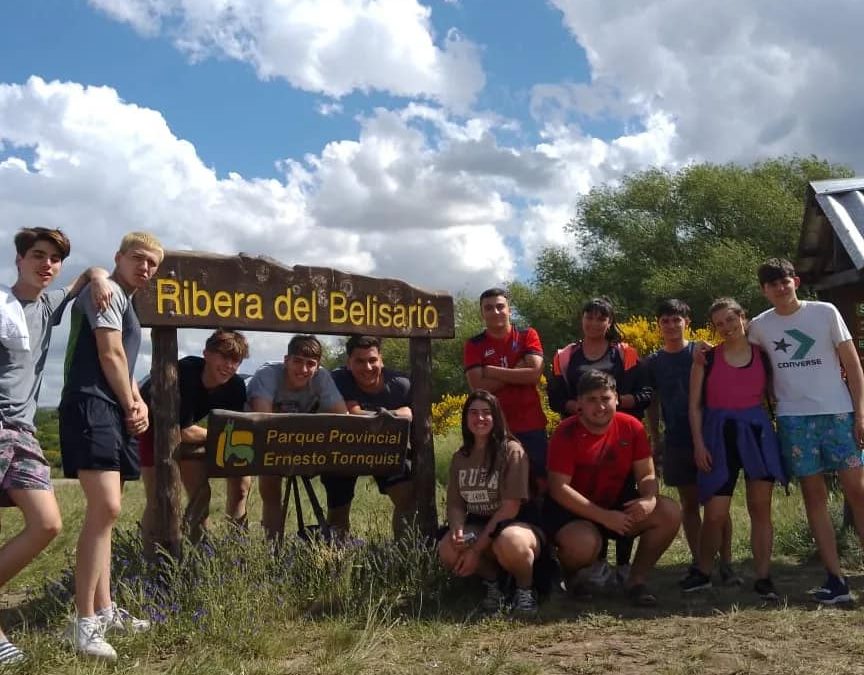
[87,0,485,109]
[549,0,864,169]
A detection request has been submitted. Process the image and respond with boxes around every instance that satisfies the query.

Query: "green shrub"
[30,525,451,651]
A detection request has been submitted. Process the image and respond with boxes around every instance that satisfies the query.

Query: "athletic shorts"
[320,461,413,509]
[513,429,548,479]
[60,395,140,480]
[712,421,773,497]
[0,427,52,506]
[542,477,639,542]
[139,427,154,467]
[437,511,546,547]
[542,498,623,542]
[663,443,697,488]
[776,413,863,477]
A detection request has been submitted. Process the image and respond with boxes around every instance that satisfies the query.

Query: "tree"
[516,156,853,337]
[379,294,483,400]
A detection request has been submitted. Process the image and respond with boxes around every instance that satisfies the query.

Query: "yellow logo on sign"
[215,420,255,468]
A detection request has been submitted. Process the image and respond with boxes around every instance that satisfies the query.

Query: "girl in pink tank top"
[704,342,766,410]
[686,298,785,600]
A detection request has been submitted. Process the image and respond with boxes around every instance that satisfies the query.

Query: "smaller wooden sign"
[205,409,410,478]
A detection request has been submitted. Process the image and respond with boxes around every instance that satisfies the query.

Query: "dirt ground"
[497,562,864,675]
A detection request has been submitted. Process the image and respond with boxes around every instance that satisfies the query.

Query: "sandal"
[627,583,657,607]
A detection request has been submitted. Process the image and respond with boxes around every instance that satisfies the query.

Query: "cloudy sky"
[3,0,863,402]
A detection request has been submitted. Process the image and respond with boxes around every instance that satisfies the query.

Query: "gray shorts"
[0,427,52,506]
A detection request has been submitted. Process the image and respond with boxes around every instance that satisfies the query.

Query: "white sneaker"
[63,617,117,661]
[98,603,151,634]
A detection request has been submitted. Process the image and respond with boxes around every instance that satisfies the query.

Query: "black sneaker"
[813,574,852,605]
[754,577,779,602]
[481,579,505,613]
[511,587,539,618]
[680,568,712,593]
[678,563,699,587]
[718,561,744,587]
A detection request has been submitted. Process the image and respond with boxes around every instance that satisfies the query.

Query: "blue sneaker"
[813,574,852,605]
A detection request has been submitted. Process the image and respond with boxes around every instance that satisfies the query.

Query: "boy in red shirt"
[463,288,547,484]
[545,369,681,605]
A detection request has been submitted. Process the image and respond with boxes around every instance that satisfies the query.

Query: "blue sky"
[2,0,595,180]
[2,0,864,398]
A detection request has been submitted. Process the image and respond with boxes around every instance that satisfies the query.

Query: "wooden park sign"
[135,251,455,338]
[205,410,410,477]
[135,250,453,556]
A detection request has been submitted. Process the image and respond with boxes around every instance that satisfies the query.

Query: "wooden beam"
[409,337,437,537]
[147,327,183,559]
[811,268,864,291]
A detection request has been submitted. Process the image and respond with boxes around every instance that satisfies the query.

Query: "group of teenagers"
[0,227,862,663]
[0,226,425,662]
[443,268,864,620]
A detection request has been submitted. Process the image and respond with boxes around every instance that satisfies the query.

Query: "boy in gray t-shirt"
[247,334,346,539]
[0,227,110,665]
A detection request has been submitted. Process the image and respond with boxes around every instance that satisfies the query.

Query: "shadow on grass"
[3,526,862,635]
[432,559,864,625]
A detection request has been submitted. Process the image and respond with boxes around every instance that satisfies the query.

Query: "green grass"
[0,438,863,674]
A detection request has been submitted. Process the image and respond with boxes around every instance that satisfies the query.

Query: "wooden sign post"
[148,328,182,557]
[135,251,454,555]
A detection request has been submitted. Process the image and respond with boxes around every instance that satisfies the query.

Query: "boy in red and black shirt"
[463,287,547,482]
[545,369,681,606]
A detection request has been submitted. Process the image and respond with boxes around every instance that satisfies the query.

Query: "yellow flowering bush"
[619,316,714,356]
[429,318,713,437]
[431,393,466,436]
[430,378,560,436]
[539,374,560,435]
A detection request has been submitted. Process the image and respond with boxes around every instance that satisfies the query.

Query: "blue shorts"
[776,413,863,477]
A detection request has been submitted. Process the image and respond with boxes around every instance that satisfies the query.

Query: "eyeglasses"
[468,409,493,419]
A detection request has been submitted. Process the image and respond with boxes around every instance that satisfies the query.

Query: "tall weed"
[26,523,449,655]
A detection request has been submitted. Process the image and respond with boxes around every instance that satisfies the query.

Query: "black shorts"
[714,421,773,497]
[663,443,697,488]
[542,477,639,541]
[59,395,140,480]
[437,510,546,547]
[320,461,413,509]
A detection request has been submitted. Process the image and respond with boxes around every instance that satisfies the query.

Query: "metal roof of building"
[797,178,864,287]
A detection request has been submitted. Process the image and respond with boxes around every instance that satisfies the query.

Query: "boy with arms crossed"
[247,335,347,540]
[749,258,864,603]
[0,228,110,664]
[463,288,547,486]
[60,232,163,660]
[645,299,738,585]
